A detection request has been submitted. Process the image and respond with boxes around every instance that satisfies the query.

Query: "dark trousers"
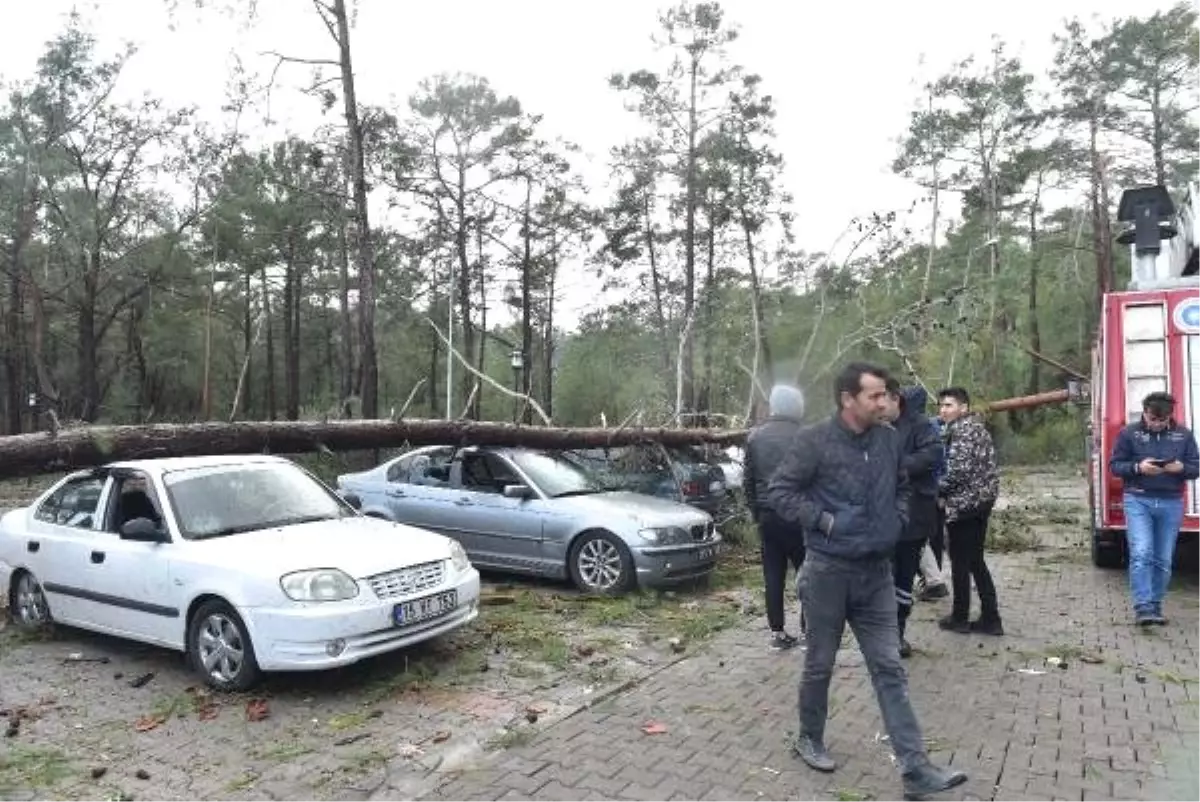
[931,504,946,568]
[946,508,1000,621]
[896,494,937,633]
[798,553,928,773]
[893,538,925,636]
[758,512,806,632]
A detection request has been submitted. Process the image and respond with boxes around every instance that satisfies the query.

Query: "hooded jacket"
[893,385,943,499]
[1109,419,1200,497]
[938,412,999,523]
[767,414,911,561]
[742,384,805,520]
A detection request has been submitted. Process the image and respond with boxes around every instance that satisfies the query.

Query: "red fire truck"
[1088,182,1200,568]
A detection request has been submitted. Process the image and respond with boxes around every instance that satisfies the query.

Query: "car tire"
[568,530,635,596]
[9,571,53,633]
[187,599,262,692]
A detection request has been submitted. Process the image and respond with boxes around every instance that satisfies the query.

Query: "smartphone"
[1148,459,1168,467]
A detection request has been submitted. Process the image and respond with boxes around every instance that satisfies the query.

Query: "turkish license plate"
[393,589,458,627]
[696,546,716,561]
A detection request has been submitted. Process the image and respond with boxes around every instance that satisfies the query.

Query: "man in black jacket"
[743,384,807,650]
[883,383,943,658]
[767,362,966,801]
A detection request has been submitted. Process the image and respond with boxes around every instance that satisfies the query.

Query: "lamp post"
[510,349,524,423]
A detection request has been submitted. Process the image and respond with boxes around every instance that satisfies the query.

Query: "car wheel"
[10,571,52,632]
[568,531,635,595]
[187,599,262,692]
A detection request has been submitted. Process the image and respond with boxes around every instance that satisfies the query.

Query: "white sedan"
[0,455,481,690]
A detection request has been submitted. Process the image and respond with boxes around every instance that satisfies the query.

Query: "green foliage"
[0,2,1194,453]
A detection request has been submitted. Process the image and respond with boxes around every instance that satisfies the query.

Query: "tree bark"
[333,0,378,419]
[0,418,748,480]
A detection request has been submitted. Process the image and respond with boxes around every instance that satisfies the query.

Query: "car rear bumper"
[633,535,722,586]
[243,569,481,671]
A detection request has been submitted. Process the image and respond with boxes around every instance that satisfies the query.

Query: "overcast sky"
[1,0,1180,328]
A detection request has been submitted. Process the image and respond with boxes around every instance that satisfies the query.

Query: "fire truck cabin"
[1090,183,1199,568]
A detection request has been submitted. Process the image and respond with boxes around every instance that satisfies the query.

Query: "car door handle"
[90,551,105,564]
[387,489,406,498]
[454,497,473,506]
[27,541,39,553]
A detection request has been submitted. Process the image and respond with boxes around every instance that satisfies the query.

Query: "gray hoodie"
[742,384,805,520]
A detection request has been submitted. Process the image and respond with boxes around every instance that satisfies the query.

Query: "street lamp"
[510,349,524,423]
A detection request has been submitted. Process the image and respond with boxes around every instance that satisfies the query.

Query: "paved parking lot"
[1,469,1197,801]
[420,471,1199,802]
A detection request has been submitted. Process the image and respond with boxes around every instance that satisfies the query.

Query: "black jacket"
[894,385,943,499]
[742,415,803,520]
[766,414,911,561]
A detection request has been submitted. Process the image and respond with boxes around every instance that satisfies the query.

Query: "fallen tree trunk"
[983,389,1070,413]
[0,418,747,480]
[0,389,1076,481]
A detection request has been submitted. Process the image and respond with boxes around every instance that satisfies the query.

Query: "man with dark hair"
[743,383,808,650]
[882,383,943,658]
[936,386,1003,636]
[767,362,966,800]
[1109,391,1200,625]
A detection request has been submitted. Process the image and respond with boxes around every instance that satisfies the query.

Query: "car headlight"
[280,569,360,602]
[638,526,689,545]
[448,540,471,573]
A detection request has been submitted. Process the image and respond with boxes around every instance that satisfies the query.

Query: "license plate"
[710,481,724,493]
[696,546,716,561]
[393,589,458,627]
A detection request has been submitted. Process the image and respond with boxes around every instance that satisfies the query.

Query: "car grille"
[689,522,715,541]
[367,561,446,599]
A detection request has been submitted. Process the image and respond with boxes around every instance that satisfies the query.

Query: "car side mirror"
[339,491,363,510]
[502,483,534,500]
[119,517,167,543]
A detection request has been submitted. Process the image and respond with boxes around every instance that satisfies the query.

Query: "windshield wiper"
[552,488,604,498]
[190,513,342,540]
[191,523,268,540]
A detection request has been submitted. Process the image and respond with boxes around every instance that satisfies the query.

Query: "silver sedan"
[336,446,722,595]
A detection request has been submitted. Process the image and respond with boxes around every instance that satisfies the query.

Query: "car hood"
[184,515,455,579]
[555,491,711,528]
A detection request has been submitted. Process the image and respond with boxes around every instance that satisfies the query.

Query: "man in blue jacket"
[767,362,965,800]
[884,383,944,658]
[1108,391,1200,626]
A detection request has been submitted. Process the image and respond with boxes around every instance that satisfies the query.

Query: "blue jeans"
[1124,493,1185,611]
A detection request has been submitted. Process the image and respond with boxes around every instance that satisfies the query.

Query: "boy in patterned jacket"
[935,387,1004,636]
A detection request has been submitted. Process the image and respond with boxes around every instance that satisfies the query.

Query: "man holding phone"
[1109,391,1200,625]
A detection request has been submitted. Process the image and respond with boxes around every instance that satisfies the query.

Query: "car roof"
[102,454,291,475]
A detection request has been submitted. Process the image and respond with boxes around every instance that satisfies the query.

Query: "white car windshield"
[509,450,605,498]
[163,462,350,540]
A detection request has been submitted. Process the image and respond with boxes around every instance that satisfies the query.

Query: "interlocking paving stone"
[416,473,1199,802]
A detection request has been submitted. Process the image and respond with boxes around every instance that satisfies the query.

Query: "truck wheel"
[1091,528,1125,569]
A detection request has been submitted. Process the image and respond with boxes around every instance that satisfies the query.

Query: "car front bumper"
[633,534,723,586]
[243,568,481,671]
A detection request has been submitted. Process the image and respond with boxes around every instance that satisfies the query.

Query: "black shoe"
[1134,608,1156,626]
[969,617,1004,636]
[919,583,949,601]
[899,638,912,659]
[937,615,970,634]
[902,762,968,800]
[1148,604,1167,626]
[793,735,836,772]
[770,631,800,651]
